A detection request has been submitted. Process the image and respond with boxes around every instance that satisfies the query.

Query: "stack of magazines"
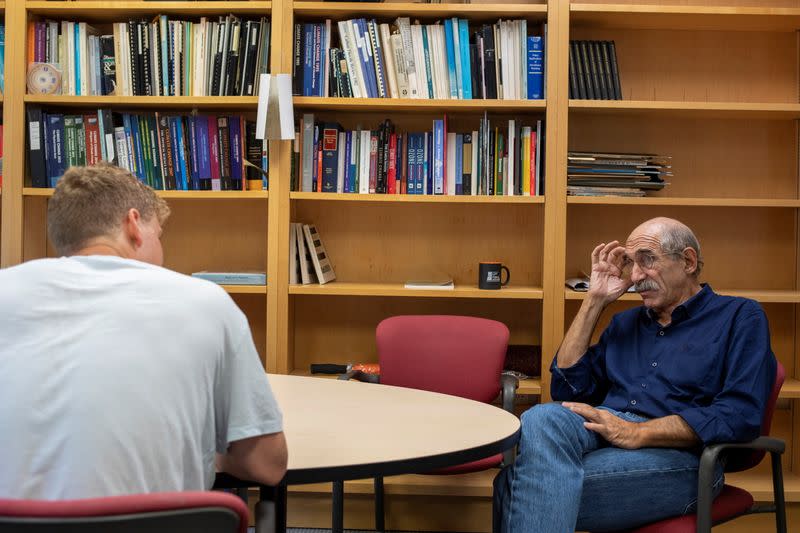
[566,151,672,197]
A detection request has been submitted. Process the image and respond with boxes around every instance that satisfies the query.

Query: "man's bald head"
[627,217,703,277]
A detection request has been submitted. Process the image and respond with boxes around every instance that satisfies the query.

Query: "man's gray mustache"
[635,281,659,292]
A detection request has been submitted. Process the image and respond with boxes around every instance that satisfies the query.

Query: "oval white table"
[215,374,521,533]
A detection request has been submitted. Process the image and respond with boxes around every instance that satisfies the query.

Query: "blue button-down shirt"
[551,284,777,445]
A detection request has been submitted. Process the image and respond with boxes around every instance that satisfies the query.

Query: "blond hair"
[47,163,170,255]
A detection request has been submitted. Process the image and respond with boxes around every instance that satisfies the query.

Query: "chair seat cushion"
[628,485,754,533]
[426,453,503,475]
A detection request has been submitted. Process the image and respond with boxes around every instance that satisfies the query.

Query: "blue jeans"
[493,403,724,532]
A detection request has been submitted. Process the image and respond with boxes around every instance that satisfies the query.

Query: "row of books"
[294,18,545,100]
[0,24,5,95]
[28,15,270,96]
[289,222,337,285]
[566,151,671,197]
[568,40,622,100]
[26,107,269,191]
[293,113,544,196]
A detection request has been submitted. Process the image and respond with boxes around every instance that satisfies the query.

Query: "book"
[404,278,455,290]
[191,271,266,285]
[303,223,336,284]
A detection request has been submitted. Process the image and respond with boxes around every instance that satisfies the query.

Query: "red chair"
[334,315,516,533]
[625,362,787,533]
[0,491,249,533]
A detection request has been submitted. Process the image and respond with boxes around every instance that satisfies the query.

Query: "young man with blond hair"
[0,163,287,498]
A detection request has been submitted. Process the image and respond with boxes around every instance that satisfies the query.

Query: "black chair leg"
[374,476,385,532]
[332,480,344,533]
[771,451,787,533]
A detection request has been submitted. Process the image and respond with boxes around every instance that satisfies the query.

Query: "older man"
[494,217,776,532]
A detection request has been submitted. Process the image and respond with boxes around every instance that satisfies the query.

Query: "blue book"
[0,23,6,94]
[407,134,417,194]
[302,24,314,96]
[416,133,425,193]
[74,23,81,95]
[343,130,352,193]
[356,19,379,98]
[121,114,136,178]
[443,20,458,99]
[187,115,200,190]
[229,116,243,190]
[126,114,146,183]
[191,271,266,285]
[350,129,359,193]
[45,113,66,188]
[311,23,322,97]
[421,26,434,99]
[455,133,463,195]
[173,116,189,190]
[527,36,544,99]
[196,115,212,189]
[423,131,431,194]
[458,19,472,99]
[432,119,445,194]
[369,20,388,98]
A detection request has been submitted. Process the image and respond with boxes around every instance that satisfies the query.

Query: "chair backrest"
[376,315,510,403]
[726,361,785,473]
[0,491,249,533]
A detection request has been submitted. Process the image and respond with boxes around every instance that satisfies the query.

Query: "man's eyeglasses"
[621,251,682,274]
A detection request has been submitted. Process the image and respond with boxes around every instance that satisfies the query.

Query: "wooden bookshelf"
[294,97,547,113]
[570,99,800,120]
[25,1,272,20]
[289,282,544,299]
[22,188,268,199]
[1,0,798,529]
[23,95,259,110]
[291,192,544,203]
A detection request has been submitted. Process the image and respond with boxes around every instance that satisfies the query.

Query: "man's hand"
[563,402,641,449]
[588,241,633,306]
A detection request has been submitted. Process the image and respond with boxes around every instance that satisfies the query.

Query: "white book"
[379,24,398,98]
[295,223,315,285]
[435,25,448,99]
[389,33,409,98]
[470,129,479,196]
[336,131,346,193]
[66,22,75,95]
[425,26,438,100]
[535,120,542,196]
[346,20,367,98]
[404,278,454,290]
[359,130,370,194]
[150,21,161,96]
[410,24,428,99]
[446,132,456,196]
[507,119,515,195]
[494,23,502,99]
[78,22,89,96]
[301,114,315,192]
[499,22,508,100]
[336,21,358,98]
[321,20,331,97]
[452,18,463,100]
[396,17,417,98]
[303,224,336,285]
[193,19,206,96]
[114,127,130,170]
[289,223,300,285]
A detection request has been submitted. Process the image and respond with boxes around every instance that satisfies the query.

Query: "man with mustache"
[493,217,777,532]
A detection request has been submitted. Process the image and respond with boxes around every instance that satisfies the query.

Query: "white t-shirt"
[0,256,283,499]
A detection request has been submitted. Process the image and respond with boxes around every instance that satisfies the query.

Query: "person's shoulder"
[707,289,763,316]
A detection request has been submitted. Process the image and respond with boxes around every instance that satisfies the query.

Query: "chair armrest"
[338,370,380,384]
[696,436,786,533]
[500,374,519,467]
[500,374,519,415]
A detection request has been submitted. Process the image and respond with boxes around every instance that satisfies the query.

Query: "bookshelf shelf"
[290,192,544,204]
[24,95,259,110]
[565,289,800,304]
[221,285,268,295]
[25,1,272,20]
[567,197,800,208]
[22,188,267,199]
[570,4,800,32]
[294,97,547,113]
[780,378,800,399]
[569,100,800,120]
[293,2,547,22]
[290,282,544,299]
